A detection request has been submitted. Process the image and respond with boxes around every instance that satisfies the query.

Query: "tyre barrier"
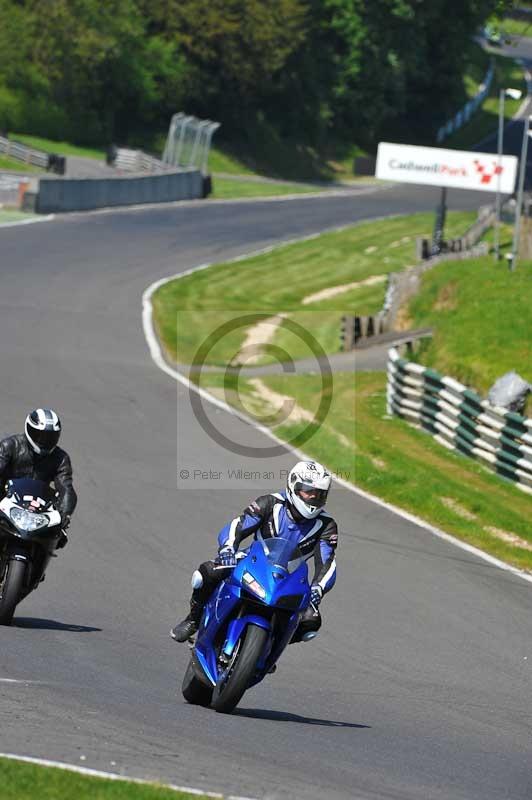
[387,348,532,494]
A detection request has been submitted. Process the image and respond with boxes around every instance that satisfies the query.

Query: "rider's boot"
[171,598,203,643]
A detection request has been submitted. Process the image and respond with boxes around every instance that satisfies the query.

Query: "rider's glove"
[217,546,237,568]
[310,585,323,607]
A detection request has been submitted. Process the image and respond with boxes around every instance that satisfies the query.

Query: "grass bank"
[11,133,105,160]
[0,209,35,224]
[0,757,213,800]
[210,176,325,199]
[152,211,477,366]
[152,210,531,570]
[405,254,532,409]
[198,369,532,571]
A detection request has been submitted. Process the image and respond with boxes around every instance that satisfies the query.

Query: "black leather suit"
[0,434,77,518]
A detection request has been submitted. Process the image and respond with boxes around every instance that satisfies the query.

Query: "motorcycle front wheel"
[0,559,26,625]
[212,624,268,714]
[181,658,213,707]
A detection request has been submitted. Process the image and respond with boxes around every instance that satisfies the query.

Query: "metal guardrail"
[437,59,494,144]
[108,147,172,173]
[0,135,49,169]
[387,347,532,494]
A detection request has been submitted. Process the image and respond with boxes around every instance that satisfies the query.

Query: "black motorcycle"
[0,478,63,624]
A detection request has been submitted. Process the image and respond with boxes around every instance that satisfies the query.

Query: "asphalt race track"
[1,185,531,800]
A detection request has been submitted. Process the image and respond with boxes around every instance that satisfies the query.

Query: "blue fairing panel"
[223,615,271,658]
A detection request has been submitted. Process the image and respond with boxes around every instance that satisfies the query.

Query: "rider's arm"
[217,494,275,552]
[0,437,14,489]
[312,518,338,595]
[54,451,78,518]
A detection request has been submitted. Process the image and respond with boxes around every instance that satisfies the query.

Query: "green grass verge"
[207,147,256,176]
[153,211,476,366]
[405,251,532,406]
[500,17,532,38]
[155,209,531,568]
[197,369,532,571]
[210,176,322,199]
[0,209,35,224]
[10,133,105,160]
[444,46,526,150]
[0,757,213,800]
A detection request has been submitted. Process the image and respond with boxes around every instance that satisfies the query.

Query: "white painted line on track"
[0,678,37,684]
[142,234,532,588]
[0,753,258,800]
[0,213,54,229]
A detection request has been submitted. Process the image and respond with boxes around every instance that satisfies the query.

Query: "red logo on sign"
[473,160,503,184]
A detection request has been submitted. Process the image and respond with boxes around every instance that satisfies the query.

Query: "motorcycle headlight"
[10,507,48,532]
[243,571,266,599]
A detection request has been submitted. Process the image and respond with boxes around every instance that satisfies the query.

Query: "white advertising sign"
[376,142,517,193]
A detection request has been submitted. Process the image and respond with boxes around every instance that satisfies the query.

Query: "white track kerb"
[142,235,532,588]
[0,753,257,800]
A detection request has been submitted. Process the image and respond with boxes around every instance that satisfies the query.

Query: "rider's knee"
[290,607,322,644]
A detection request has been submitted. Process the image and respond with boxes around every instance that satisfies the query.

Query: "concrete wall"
[36,168,204,213]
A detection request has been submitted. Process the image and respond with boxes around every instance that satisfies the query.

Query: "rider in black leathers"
[0,409,77,546]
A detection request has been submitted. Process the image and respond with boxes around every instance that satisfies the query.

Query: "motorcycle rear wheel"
[212,624,268,714]
[181,658,213,707]
[0,559,26,625]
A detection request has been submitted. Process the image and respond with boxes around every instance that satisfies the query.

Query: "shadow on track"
[235,707,371,728]
[13,617,102,632]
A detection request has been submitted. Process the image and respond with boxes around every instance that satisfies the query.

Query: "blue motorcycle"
[181,533,312,713]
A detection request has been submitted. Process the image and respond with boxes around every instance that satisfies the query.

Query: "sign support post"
[510,115,531,271]
[432,187,447,255]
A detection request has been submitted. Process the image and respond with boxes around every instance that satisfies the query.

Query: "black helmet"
[25,409,61,455]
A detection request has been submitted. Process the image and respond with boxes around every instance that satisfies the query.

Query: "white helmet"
[286,460,331,519]
[25,408,61,455]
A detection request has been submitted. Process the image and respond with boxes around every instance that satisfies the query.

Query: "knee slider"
[191,569,204,590]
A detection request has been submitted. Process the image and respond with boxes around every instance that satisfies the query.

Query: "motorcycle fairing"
[193,536,311,688]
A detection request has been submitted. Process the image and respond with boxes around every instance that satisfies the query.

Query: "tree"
[164,0,308,130]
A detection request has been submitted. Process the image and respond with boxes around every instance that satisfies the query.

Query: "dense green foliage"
[0,0,515,148]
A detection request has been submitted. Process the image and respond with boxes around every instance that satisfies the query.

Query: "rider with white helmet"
[0,409,77,547]
[172,460,338,643]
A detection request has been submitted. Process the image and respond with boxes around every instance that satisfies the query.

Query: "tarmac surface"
[0,184,531,800]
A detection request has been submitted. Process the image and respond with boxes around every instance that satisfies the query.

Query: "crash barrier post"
[34,169,204,213]
[387,347,532,494]
[437,59,494,144]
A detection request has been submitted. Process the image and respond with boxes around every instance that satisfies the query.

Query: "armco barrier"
[437,59,494,144]
[35,168,203,213]
[387,348,532,494]
[108,147,171,173]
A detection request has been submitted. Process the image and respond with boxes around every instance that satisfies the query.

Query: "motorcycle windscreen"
[8,478,56,509]
[259,537,304,574]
